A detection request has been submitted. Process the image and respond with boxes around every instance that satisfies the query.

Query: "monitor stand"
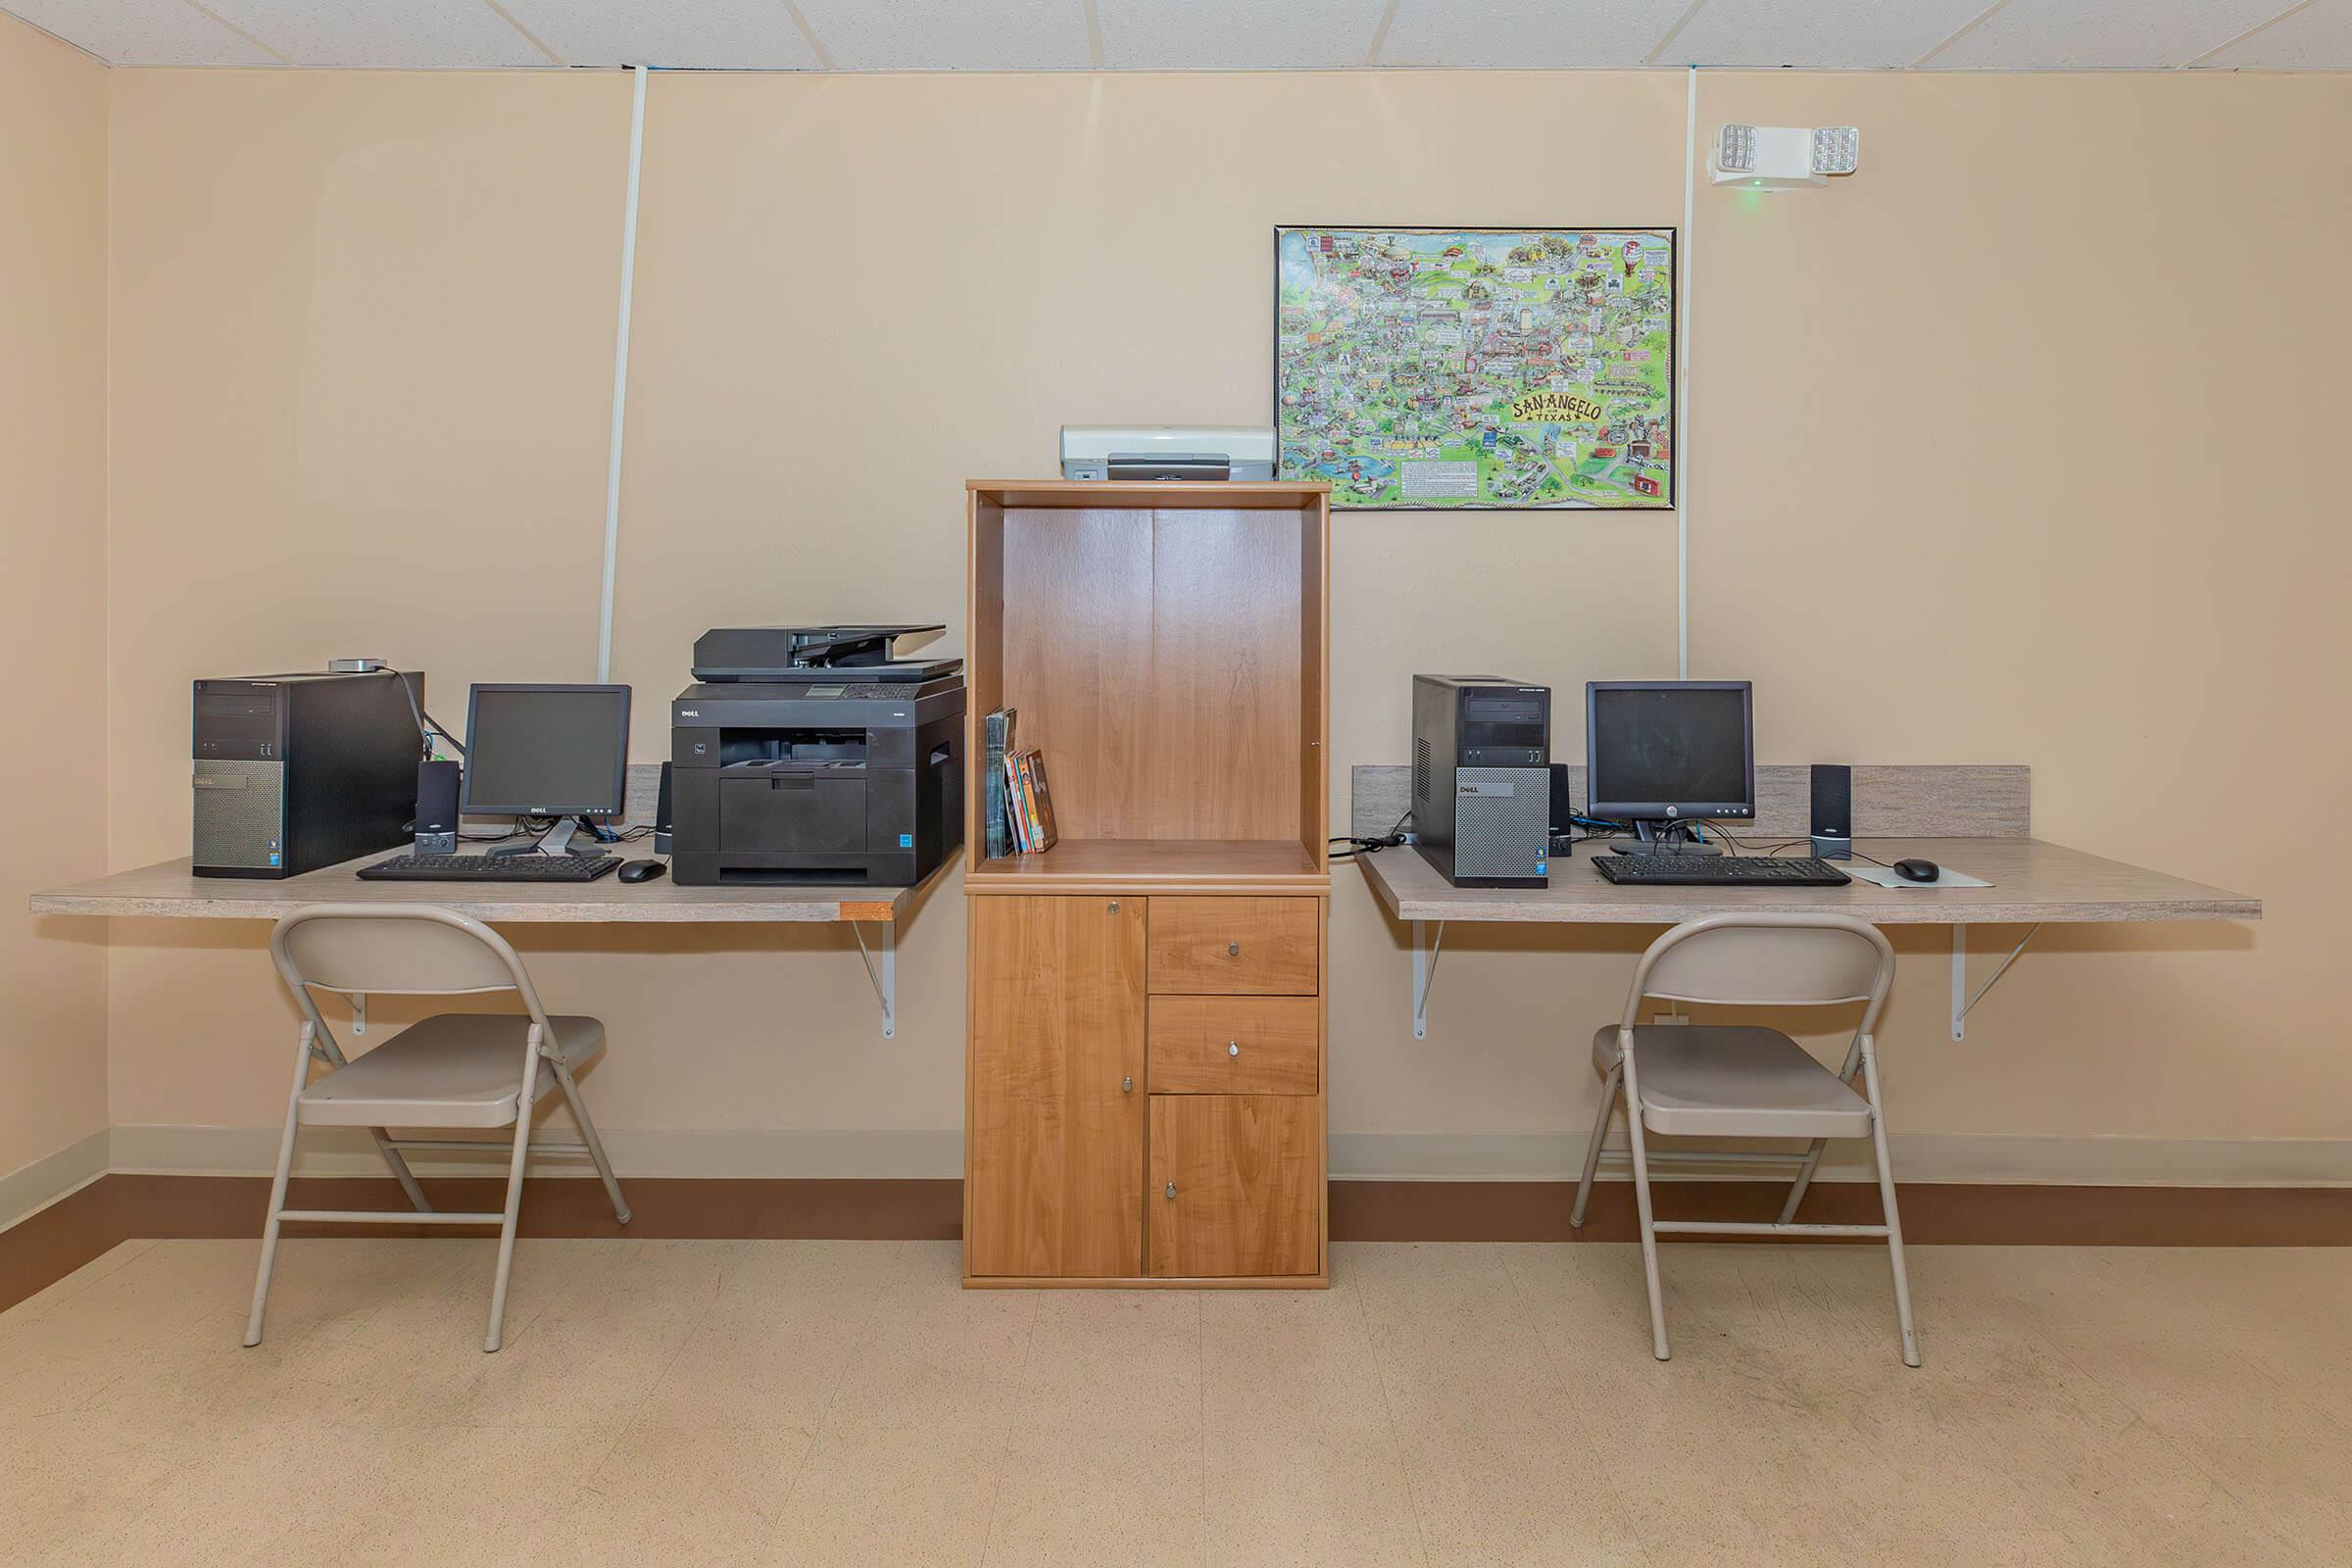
[1608,820,1723,856]
[489,815,610,859]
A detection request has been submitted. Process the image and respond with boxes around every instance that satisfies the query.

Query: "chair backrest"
[1622,912,1895,1031]
[270,905,550,1024]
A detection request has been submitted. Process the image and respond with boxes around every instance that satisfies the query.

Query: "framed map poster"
[1275,226,1676,511]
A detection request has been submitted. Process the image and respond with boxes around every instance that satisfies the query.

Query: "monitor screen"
[1587,682,1753,816]
[462,685,631,816]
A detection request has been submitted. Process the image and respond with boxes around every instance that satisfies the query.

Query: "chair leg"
[551,1057,631,1225]
[1777,1138,1828,1225]
[368,1128,433,1213]
[1570,1060,1621,1230]
[483,1051,541,1354]
[1861,1041,1921,1368]
[1783,1036,1865,1224]
[1620,1041,1670,1361]
[246,1023,315,1348]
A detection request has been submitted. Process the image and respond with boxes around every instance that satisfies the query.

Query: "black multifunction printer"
[670,625,965,886]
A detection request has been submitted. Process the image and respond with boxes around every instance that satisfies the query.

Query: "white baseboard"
[0,1129,112,1230]
[1330,1131,2352,1188]
[105,1124,965,1182]
[94,1124,2352,1189]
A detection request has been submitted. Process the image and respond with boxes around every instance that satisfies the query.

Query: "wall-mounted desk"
[29,851,934,1039]
[1351,765,2261,1041]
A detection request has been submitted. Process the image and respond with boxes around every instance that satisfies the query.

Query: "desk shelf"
[28,854,937,1038]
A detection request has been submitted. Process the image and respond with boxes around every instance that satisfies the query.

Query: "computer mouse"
[1893,858,1939,883]
[618,859,666,884]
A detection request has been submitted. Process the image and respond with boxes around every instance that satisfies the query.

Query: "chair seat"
[299,1013,606,1129]
[1592,1024,1872,1140]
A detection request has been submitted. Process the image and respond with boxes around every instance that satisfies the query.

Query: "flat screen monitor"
[1585,681,1754,824]
[461,684,631,818]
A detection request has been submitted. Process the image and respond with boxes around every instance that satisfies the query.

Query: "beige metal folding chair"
[1569,912,1918,1366]
[245,904,630,1352]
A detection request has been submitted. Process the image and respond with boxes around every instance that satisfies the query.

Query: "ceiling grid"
[6,0,2345,72]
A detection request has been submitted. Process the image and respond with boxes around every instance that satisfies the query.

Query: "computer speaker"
[1810,763,1851,860]
[414,759,461,855]
[653,760,673,857]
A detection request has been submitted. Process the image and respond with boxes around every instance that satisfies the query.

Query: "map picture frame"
[1275,225,1677,512]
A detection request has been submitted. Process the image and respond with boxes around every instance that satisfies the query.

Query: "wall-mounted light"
[1709,124,1860,191]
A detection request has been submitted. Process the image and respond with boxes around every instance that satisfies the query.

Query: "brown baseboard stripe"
[1330,1179,2352,1246]
[7,1174,2348,1314]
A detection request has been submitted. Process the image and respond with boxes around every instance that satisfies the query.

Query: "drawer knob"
[1227,1040,1241,1057]
[1165,1181,1177,1200]
[1122,1075,1133,1094]
[1107,901,1120,912]
[1227,942,1241,957]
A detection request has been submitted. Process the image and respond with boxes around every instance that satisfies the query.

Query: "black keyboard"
[1592,854,1852,887]
[358,853,622,883]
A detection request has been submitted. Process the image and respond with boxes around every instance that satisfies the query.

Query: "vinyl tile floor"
[2,1237,2346,1566]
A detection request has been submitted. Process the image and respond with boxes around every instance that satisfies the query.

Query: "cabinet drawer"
[1149,997,1318,1095]
[1149,1095,1322,1279]
[1147,898,1318,996]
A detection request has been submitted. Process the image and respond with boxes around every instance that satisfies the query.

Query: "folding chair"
[1569,911,1918,1366]
[245,904,630,1352]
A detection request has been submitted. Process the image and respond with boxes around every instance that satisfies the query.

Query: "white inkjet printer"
[1058,425,1277,482]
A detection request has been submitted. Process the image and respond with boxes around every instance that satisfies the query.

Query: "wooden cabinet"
[1148,1095,1323,1280]
[965,896,1147,1279]
[963,481,1330,1289]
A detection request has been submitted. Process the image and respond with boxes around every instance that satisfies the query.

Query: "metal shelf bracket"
[1412,920,1446,1040]
[1952,922,2039,1041]
[852,921,896,1039]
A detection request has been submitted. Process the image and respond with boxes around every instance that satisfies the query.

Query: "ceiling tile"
[200,0,553,67]
[1379,0,1696,67]
[794,0,1093,70]
[494,0,820,69]
[1660,0,1990,68]
[1,0,278,64]
[2200,0,2352,67]
[1096,0,1391,69]
[1927,0,2294,69]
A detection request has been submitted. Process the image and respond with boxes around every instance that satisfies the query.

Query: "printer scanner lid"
[691,623,964,684]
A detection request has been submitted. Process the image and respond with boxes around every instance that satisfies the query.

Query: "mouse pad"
[1843,864,1992,889]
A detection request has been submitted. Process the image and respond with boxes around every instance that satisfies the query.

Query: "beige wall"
[92,67,2351,1180]
[0,15,110,1203]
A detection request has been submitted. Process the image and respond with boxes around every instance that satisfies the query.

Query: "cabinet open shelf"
[963,480,1330,878]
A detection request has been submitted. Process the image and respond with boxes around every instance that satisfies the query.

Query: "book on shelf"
[1026,753,1060,847]
[982,707,1017,859]
[1004,750,1030,853]
[1003,747,1058,854]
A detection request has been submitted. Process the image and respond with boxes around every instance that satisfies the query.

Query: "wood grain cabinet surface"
[1147,997,1319,1095]
[1147,896,1319,995]
[1148,1095,1323,1279]
[963,482,1331,1287]
[966,896,1147,1279]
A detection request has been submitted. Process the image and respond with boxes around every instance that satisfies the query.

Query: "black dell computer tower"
[192,670,422,877]
[1410,674,1553,888]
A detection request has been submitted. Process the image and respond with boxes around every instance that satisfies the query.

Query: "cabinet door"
[968,896,1148,1278]
[1148,1095,1322,1279]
